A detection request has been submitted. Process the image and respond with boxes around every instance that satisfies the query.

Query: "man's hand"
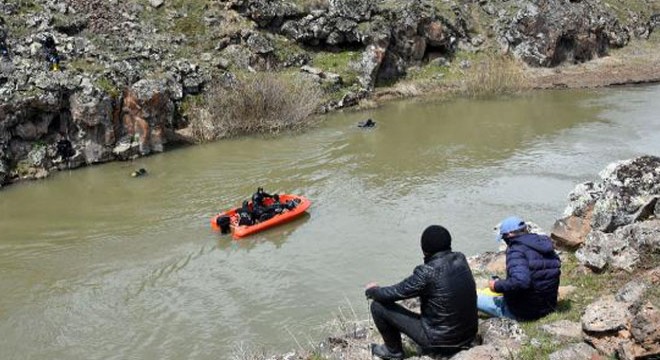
[488,279,497,292]
[364,282,378,299]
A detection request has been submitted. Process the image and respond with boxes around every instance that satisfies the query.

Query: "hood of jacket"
[508,233,555,254]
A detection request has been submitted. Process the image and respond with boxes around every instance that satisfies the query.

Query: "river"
[1,85,659,359]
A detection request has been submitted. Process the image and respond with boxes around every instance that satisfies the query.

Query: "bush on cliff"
[189,73,323,142]
[462,55,529,98]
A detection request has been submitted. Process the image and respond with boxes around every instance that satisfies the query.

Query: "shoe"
[370,343,403,360]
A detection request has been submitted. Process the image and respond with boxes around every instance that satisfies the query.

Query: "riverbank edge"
[367,35,660,107]
[3,44,660,190]
[254,156,660,360]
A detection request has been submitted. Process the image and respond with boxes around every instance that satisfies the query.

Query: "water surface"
[1,85,659,359]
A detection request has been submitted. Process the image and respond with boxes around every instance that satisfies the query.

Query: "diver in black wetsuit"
[1,17,10,61]
[248,187,299,223]
[236,200,255,226]
[40,35,61,71]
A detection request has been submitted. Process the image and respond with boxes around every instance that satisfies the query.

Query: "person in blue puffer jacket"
[477,216,561,321]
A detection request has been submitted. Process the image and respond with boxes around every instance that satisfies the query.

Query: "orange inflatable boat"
[210,194,311,239]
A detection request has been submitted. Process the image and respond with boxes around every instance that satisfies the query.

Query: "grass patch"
[514,253,638,359]
[187,72,323,142]
[291,0,330,12]
[311,50,362,86]
[68,58,106,73]
[461,54,529,98]
[95,77,121,99]
[601,0,658,23]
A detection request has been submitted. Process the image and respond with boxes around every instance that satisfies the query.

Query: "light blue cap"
[498,216,526,238]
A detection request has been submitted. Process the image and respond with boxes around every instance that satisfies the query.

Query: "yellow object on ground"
[477,287,503,297]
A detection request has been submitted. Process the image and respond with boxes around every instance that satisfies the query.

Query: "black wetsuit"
[0,21,8,59]
[250,189,299,223]
[41,36,60,69]
[236,200,254,226]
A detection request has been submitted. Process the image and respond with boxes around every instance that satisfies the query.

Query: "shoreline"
[258,156,660,360]
[368,35,660,107]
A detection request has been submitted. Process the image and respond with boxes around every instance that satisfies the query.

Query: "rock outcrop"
[1,1,659,187]
[555,156,660,271]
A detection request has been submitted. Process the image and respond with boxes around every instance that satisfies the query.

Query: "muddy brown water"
[1,85,659,359]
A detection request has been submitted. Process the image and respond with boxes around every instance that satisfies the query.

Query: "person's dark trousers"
[370,300,429,353]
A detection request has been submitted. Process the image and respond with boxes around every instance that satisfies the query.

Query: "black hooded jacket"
[365,250,478,347]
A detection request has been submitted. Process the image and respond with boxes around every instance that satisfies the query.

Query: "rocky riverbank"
[260,156,660,360]
[1,0,659,188]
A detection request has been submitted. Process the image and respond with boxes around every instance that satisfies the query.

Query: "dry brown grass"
[294,0,330,12]
[189,72,323,142]
[462,55,529,97]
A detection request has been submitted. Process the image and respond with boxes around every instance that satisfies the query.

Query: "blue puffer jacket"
[493,233,561,320]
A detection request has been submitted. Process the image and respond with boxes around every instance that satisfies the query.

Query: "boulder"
[575,219,660,272]
[229,0,303,28]
[630,302,660,347]
[615,279,649,305]
[69,89,116,164]
[593,156,660,232]
[356,39,389,89]
[497,0,628,67]
[328,0,376,22]
[451,344,500,360]
[479,317,526,352]
[118,79,174,157]
[551,214,592,249]
[540,320,583,341]
[548,342,599,360]
[582,296,631,333]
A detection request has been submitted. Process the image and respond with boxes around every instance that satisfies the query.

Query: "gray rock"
[575,229,639,272]
[540,320,583,341]
[630,302,660,346]
[246,33,274,54]
[149,0,164,8]
[591,156,660,232]
[551,215,591,249]
[617,219,660,255]
[548,342,598,360]
[479,317,526,350]
[356,40,389,89]
[69,90,115,164]
[329,0,375,22]
[14,116,51,141]
[27,144,47,167]
[615,279,648,304]
[582,297,631,333]
[0,159,8,185]
[451,344,500,360]
[496,0,628,67]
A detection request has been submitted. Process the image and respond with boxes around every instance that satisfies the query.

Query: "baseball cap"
[498,216,526,239]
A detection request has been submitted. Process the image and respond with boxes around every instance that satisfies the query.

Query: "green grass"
[514,253,634,359]
[601,0,658,23]
[95,77,121,99]
[311,50,362,86]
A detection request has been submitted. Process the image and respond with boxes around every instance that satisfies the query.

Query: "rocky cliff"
[1,0,658,187]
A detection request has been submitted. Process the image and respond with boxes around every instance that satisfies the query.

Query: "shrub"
[462,55,529,98]
[189,72,323,142]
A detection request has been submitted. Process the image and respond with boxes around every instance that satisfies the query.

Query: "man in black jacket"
[365,225,478,359]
